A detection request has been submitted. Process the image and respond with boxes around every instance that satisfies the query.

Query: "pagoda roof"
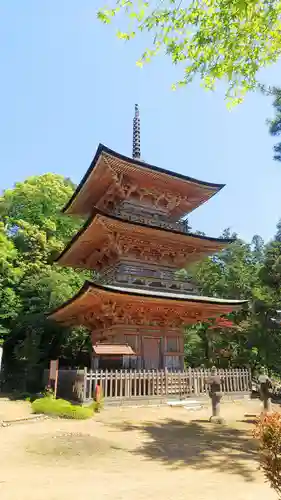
[63,144,225,217]
[55,211,234,270]
[48,281,247,329]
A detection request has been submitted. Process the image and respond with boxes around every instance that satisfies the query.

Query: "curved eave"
[100,283,248,305]
[55,209,235,267]
[48,280,248,323]
[63,143,225,214]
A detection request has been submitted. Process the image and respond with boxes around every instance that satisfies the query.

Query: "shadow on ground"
[26,432,122,461]
[0,392,31,401]
[240,419,258,425]
[108,418,259,481]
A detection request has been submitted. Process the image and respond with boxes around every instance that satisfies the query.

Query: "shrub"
[254,412,281,496]
[91,385,104,413]
[7,391,40,402]
[89,399,103,413]
[31,397,94,420]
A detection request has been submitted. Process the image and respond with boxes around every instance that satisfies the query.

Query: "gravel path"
[0,399,278,500]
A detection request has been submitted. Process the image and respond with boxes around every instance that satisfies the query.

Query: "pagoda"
[49,105,247,370]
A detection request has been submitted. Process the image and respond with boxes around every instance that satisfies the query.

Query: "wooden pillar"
[161,336,165,369]
[180,355,184,371]
[137,356,142,370]
[91,356,99,370]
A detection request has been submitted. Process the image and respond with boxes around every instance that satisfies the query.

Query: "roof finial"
[132,104,141,160]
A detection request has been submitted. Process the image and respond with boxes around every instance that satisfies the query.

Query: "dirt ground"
[0,397,33,421]
[0,398,278,500]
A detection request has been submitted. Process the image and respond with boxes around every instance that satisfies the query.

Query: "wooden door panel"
[143,337,160,370]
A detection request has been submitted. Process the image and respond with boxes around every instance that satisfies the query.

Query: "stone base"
[209,416,225,424]
[261,409,272,416]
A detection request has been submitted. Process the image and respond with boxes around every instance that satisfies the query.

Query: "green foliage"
[89,399,104,413]
[31,396,94,420]
[98,0,281,104]
[0,174,91,389]
[190,236,263,299]
[0,224,21,340]
[184,227,281,372]
[0,173,80,241]
[266,87,281,162]
[254,412,281,496]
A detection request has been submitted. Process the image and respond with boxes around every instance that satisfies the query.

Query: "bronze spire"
[132,104,141,160]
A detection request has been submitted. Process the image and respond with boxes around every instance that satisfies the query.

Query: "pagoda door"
[143,337,160,370]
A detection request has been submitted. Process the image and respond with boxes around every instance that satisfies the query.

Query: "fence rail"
[1,367,251,404]
[83,368,251,402]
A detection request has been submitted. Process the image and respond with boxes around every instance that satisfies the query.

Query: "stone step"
[167,399,201,407]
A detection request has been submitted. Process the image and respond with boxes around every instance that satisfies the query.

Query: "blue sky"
[0,1,280,243]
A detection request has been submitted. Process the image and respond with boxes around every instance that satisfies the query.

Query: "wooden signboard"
[0,346,3,373]
[49,359,59,398]
[0,346,3,391]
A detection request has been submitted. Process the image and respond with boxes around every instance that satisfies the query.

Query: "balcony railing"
[112,208,190,234]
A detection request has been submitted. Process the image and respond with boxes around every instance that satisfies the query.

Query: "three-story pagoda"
[49,105,246,370]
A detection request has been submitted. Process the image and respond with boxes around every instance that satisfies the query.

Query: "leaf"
[98,0,281,104]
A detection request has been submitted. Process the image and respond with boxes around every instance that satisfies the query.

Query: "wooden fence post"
[248,367,252,391]
[72,367,250,403]
[83,367,88,402]
[165,368,168,396]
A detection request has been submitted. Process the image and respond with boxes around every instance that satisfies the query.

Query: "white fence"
[82,368,251,402]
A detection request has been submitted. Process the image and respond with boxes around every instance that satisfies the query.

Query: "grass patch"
[31,396,94,420]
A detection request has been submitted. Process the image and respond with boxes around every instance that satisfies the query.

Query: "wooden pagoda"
[49,105,247,370]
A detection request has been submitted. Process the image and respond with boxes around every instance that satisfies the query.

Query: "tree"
[0,174,91,389]
[192,237,260,299]
[0,223,22,343]
[267,87,281,161]
[260,239,281,294]
[98,0,281,104]
[252,234,265,263]
[0,173,81,243]
[183,233,280,370]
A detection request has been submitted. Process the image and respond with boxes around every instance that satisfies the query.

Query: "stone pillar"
[210,392,223,421]
[262,393,272,413]
[258,371,272,414]
[259,384,272,413]
[206,366,225,424]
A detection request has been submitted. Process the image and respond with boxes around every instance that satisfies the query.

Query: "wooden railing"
[82,368,251,402]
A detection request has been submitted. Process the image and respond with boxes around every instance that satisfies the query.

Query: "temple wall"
[91,326,184,370]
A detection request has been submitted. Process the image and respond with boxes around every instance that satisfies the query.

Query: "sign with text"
[0,346,3,373]
[49,359,59,397]
[49,360,58,380]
